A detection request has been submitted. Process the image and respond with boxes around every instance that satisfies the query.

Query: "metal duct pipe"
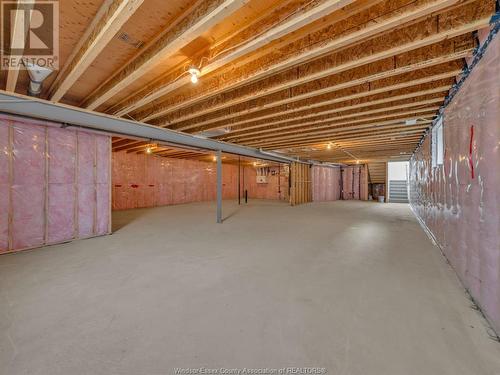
[22,61,53,97]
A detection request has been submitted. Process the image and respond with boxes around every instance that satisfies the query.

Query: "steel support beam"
[0,92,295,164]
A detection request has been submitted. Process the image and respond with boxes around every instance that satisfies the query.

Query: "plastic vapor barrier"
[409,32,500,334]
[0,114,111,254]
[312,166,341,201]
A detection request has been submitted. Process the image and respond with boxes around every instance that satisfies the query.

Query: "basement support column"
[217,150,222,223]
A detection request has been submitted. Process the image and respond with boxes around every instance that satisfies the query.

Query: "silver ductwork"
[22,61,53,96]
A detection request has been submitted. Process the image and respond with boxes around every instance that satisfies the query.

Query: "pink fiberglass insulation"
[112,152,287,210]
[341,165,366,200]
[112,152,239,210]
[0,114,111,254]
[96,137,111,235]
[11,121,45,249]
[243,166,289,201]
[312,166,341,201]
[47,128,76,244]
[0,124,9,250]
[409,33,500,334]
[77,132,96,238]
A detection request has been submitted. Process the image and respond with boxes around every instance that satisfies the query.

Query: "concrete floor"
[1,200,499,375]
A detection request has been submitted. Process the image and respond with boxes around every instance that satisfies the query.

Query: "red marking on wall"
[444,149,448,176]
[469,125,475,179]
[114,184,122,188]
[131,184,139,188]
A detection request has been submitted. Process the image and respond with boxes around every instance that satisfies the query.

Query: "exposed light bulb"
[146,146,152,154]
[356,160,360,164]
[212,155,217,162]
[188,66,200,84]
[327,143,332,150]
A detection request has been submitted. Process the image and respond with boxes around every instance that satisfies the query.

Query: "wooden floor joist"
[247,123,431,148]
[49,0,144,101]
[239,115,436,144]
[111,0,357,117]
[259,131,426,150]
[220,98,443,139]
[83,0,250,110]
[173,70,459,132]
[143,4,487,123]
[223,106,439,141]
[5,0,494,164]
[186,86,450,137]
[147,50,469,126]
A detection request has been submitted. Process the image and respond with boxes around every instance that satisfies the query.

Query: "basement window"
[431,116,444,168]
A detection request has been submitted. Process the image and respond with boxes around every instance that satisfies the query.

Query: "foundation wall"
[409,33,500,334]
[0,115,111,254]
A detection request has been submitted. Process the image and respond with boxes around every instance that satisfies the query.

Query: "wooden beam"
[190,86,449,137]
[258,130,426,150]
[112,139,143,148]
[222,98,443,138]
[245,121,432,147]
[237,113,437,143]
[301,143,418,153]
[145,1,483,121]
[224,106,439,141]
[83,0,249,110]
[175,70,458,131]
[112,0,357,116]
[5,0,35,92]
[49,0,145,101]
[152,50,469,126]
[257,129,426,147]
[113,140,147,152]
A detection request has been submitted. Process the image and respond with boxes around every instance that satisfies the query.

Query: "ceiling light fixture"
[145,142,157,154]
[327,143,332,150]
[188,66,200,84]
